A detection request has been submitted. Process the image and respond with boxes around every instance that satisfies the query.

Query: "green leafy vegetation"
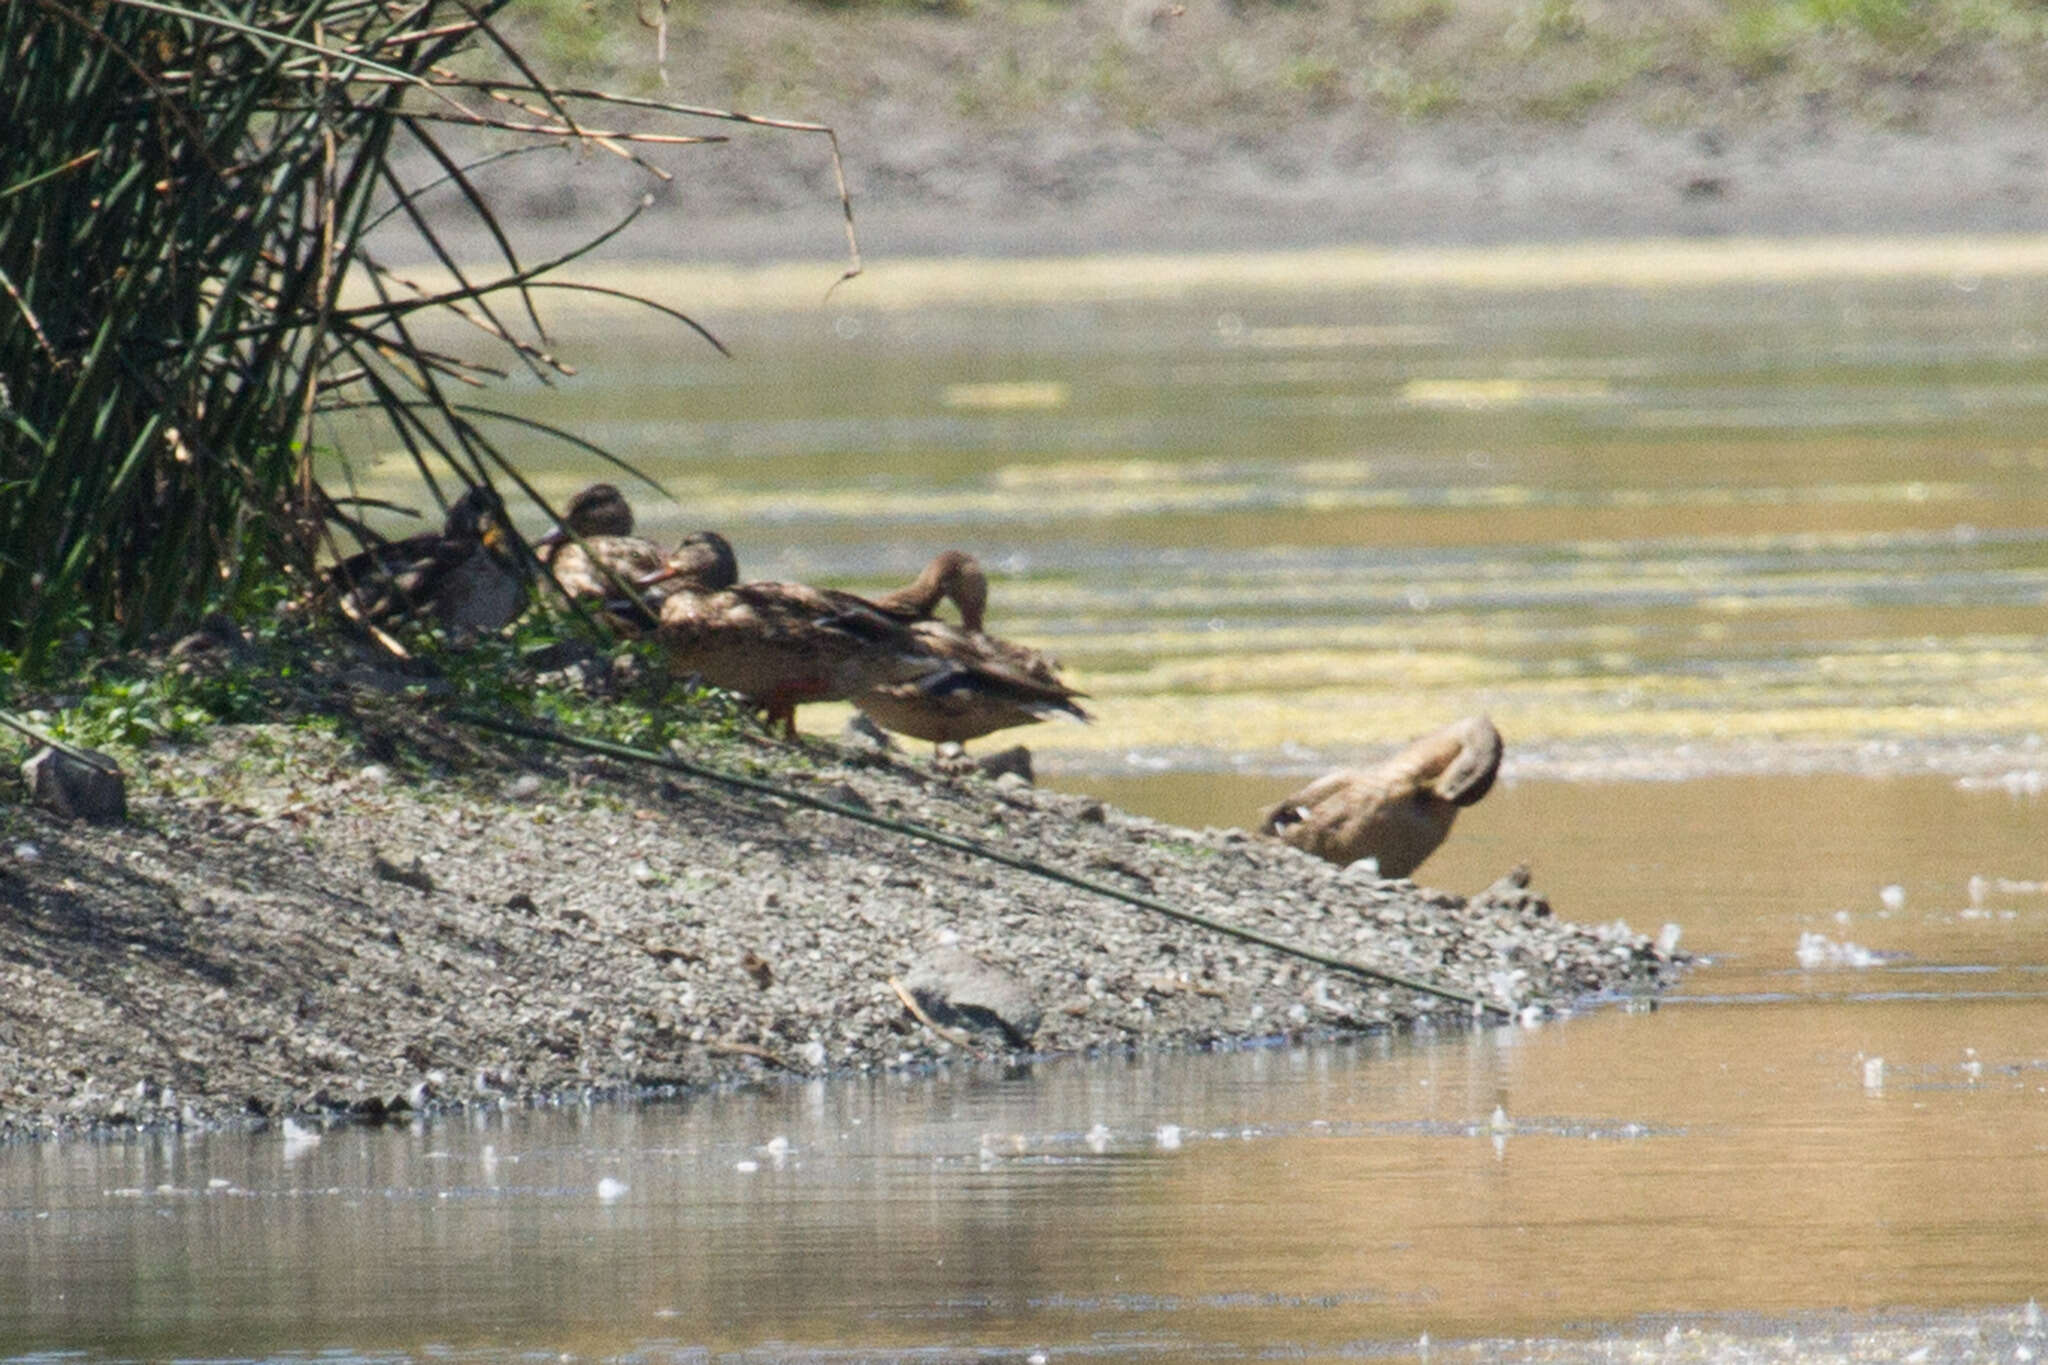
[0,0,738,678]
[1,607,767,803]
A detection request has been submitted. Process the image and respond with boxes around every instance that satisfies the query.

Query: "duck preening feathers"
[1258,715,1502,879]
[849,551,1089,748]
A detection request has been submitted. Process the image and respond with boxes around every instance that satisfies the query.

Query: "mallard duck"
[535,483,665,599]
[851,621,1090,747]
[1258,715,1503,879]
[647,551,948,739]
[535,483,736,631]
[849,554,1088,746]
[327,485,524,636]
[850,553,1087,748]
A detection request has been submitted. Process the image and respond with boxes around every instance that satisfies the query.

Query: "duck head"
[536,482,636,551]
[665,530,740,592]
[443,485,509,548]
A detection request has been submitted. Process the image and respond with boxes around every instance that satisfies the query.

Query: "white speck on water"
[596,1177,628,1202]
[207,1177,232,1190]
[734,1160,759,1174]
[1156,1124,1183,1150]
[1957,768,2048,796]
[1028,1352,1049,1365]
[1862,1056,1886,1093]
[1879,884,1907,911]
[1086,1123,1111,1153]
[1797,932,1883,970]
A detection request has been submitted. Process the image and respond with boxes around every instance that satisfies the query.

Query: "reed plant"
[0,0,849,680]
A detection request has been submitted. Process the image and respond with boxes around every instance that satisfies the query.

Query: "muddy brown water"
[8,242,2048,1361]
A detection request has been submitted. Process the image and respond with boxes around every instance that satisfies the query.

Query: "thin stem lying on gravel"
[449,711,1502,1017]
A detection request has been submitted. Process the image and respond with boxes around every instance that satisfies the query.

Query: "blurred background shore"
[403,0,2048,263]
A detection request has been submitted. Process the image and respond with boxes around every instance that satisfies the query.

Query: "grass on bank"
[0,610,789,814]
[528,0,2048,141]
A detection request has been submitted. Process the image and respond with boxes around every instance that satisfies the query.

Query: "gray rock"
[900,946,1042,1047]
[22,745,127,822]
[977,745,1034,784]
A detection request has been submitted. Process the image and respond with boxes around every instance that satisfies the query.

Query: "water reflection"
[4,774,2045,1362]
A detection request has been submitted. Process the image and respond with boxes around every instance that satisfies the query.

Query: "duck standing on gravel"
[1257,715,1503,879]
[850,551,1090,751]
[642,551,953,740]
[327,484,525,637]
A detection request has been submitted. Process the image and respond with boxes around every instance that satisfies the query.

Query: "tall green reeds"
[0,0,848,678]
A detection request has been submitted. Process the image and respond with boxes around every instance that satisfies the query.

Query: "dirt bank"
[393,1,2048,267]
[0,714,1678,1141]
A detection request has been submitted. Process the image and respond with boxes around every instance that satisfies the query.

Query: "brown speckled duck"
[538,483,738,631]
[646,546,948,739]
[1258,715,1503,879]
[851,552,1089,748]
[535,483,665,598]
[327,485,524,637]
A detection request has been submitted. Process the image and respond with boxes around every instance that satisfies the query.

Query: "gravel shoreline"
[0,718,1680,1141]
